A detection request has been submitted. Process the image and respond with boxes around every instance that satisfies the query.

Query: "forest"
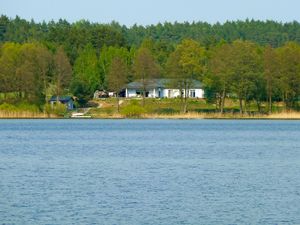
[1,15,300,114]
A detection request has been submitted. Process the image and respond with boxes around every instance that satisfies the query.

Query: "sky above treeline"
[0,0,299,26]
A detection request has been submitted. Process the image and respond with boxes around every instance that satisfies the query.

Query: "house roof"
[126,79,202,90]
[49,96,73,103]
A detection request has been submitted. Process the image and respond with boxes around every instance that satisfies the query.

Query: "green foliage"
[0,42,71,106]
[0,102,40,112]
[53,46,73,96]
[166,39,206,113]
[99,46,132,87]
[70,79,91,106]
[74,44,99,90]
[0,103,18,111]
[44,103,67,116]
[154,107,178,114]
[2,15,300,113]
[120,102,146,118]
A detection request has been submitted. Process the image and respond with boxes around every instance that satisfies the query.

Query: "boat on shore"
[71,112,92,118]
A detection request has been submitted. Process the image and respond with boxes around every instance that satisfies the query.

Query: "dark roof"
[126,79,202,89]
[49,96,73,103]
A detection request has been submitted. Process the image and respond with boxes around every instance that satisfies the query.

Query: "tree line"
[1,15,300,113]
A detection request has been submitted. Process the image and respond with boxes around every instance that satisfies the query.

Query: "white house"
[125,79,204,98]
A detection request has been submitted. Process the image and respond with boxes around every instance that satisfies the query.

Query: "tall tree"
[229,40,263,114]
[133,47,160,106]
[72,44,99,102]
[263,45,279,113]
[0,42,21,98]
[107,56,128,112]
[167,39,206,113]
[99,45,133,88]
[277,42,300,110]
[53,46,72,98]
[209,42,234,113]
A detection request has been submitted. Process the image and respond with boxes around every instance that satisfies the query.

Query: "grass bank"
[0,103,58,118]
[0,111,58,118]
[87,98,300,120]
[90,112,300,120]
[2,98,300,119]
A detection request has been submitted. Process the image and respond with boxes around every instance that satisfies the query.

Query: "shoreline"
[1,112,300,120]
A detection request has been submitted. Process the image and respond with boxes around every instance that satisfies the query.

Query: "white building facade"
[125,79,205,98]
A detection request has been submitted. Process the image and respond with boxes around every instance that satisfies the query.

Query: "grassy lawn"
[86,97,299,119]
[0,96,292,119]
[88,98,215,116]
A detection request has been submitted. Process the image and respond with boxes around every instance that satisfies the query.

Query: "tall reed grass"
[0,111,58,118]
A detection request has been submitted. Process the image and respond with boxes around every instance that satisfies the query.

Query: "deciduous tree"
[107,56,128,112]
[133,47,160,106]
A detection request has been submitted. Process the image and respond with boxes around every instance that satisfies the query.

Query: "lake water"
[0,119,300,225]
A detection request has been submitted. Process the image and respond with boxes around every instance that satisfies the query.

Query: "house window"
[190,90,196,98]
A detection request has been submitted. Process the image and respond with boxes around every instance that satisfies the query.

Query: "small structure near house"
[94,90,116,99]
[125,79,204,98]
[94,90,109,99]
[49,96,74,110]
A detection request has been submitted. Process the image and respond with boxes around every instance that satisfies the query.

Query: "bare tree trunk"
[239,98,243,115]
[217,95,221,111]
[142,90,145,107]
[142,77,146,107]
[220,88,226,114]
[44,77,47,103]
[283,92,288,111]
[183,85,188,114]
[180,89,184,113]
[268,94,272,114]
[256,99,261,113]
[117,95,120,113]
[245,99,249,115]
[183,95,188,114]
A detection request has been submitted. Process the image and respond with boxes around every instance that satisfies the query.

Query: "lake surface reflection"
[0,119,300,225]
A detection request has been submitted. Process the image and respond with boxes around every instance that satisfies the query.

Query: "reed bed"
[0,111,58,118]
[143,112,300,119]
[2,110,300,119]
[265,112,300,119]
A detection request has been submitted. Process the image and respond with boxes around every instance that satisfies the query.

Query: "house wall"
[163,89,181,98]
[49,100,74,110]
[163,89,204,98]
[195,89,205,98]
[126,88,204,98]
[126,89,138,98]
[67,100,74,110]
[148,89,160,98]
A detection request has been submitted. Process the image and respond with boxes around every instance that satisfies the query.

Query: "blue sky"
[0,0,299,26]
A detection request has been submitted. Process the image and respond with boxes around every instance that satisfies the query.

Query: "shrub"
[17,103,40,112]
[0,103,18,111]
[121,104,146,118]
[129,99,140,106]
[44,103,67,116]
[154,108,178,114]
[0,103,40,112]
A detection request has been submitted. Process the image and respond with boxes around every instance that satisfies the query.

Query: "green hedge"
[121,104,146,118]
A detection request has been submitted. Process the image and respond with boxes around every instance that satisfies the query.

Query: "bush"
[121,104,146,118]
[0,103,40,112]
[44,103,67,116]
[129,99,140,106]
[0,103,18,111]
[17,103,40,112]
[154,108,178,114]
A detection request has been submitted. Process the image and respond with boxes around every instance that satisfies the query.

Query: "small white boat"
[71,113,92,118]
